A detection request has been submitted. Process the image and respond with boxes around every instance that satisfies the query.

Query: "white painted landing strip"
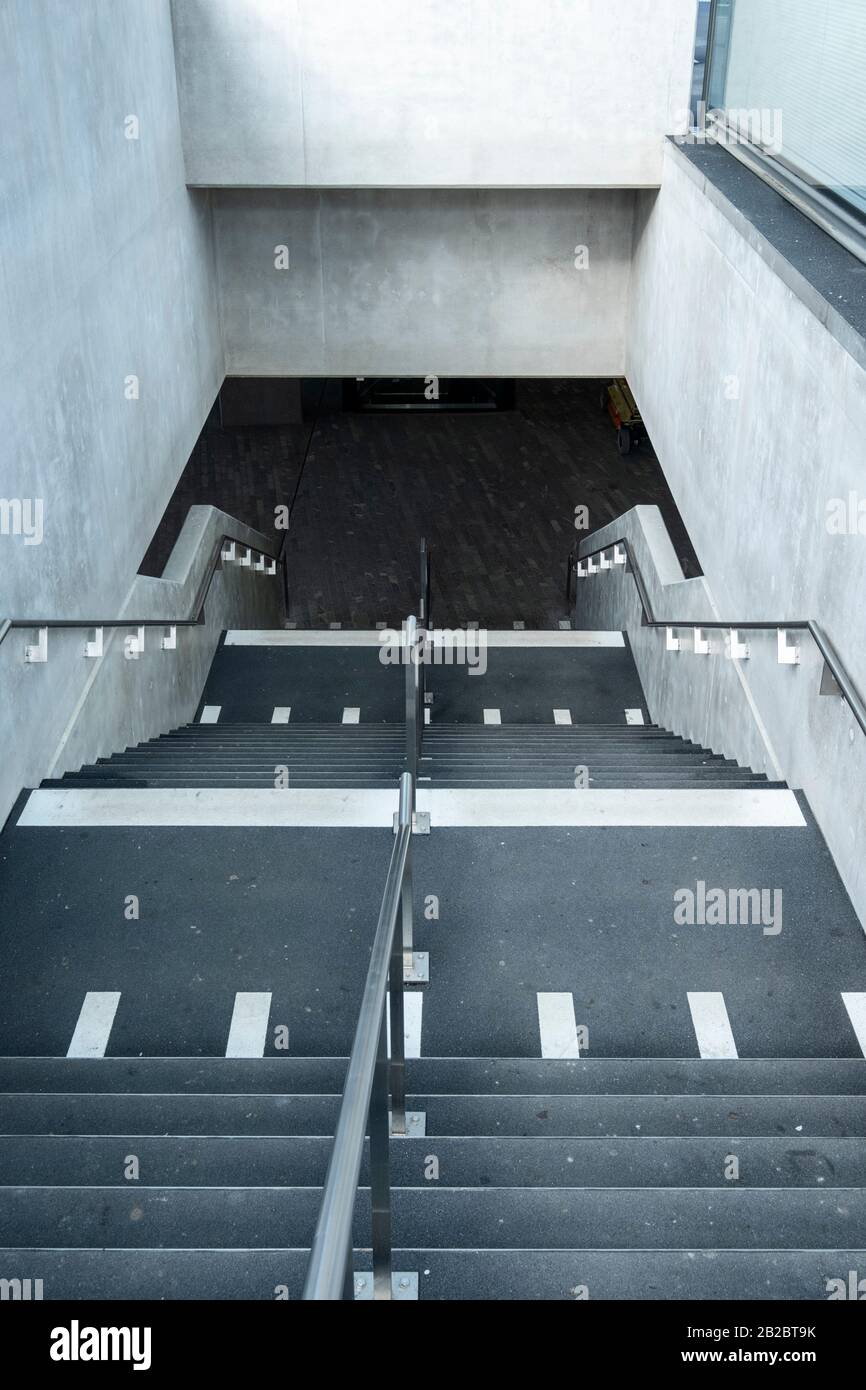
[19,787,807,828]
[537,993,581,1058]
[67,992,121,1058]
[225,629,625,648]
[387,992,423,1058]
[225,992,272,1058]
[687,992,739,1059]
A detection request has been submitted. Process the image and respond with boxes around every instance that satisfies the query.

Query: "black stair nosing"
[2,1134,865,1190]
[2,1185,866,1249]
[2,1056,861,1096]
[0,1246,860,1300]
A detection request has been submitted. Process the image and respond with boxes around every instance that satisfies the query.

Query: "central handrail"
[567,534,866,740]
[302,772,413,1301]
[304,543,431,1300]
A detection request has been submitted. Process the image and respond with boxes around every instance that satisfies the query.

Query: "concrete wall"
[0,506,283,824]
[170,0,697,188]
[213,189,636,376]
[0,0,226,823]
[617,141,866,928]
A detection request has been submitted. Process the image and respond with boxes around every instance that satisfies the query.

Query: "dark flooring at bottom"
[139,379,701,628]
[0,805,863,1058]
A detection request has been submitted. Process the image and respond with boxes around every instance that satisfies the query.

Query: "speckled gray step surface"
[2,1134,864,1188]
[0,1246,860,1300]
[2,1185,865,1249]
[1,1055,864,1094]
[2,1092,865,1137]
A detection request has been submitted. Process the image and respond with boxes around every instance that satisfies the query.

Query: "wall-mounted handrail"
[570,536,866,740]
[303,771,413,1301]
[0,531,283,651]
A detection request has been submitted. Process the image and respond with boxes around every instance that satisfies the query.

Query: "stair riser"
[1,1134,862,1188]
[2,1187,864,1249]
[2,1094,863,1137]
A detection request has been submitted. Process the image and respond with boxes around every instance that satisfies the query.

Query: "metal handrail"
[303,772,413,1301]
[0,531,284,650]
[569,535,866,740]
[419,537,431,627]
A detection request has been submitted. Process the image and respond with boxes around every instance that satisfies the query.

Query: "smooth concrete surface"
[577,506,782,779]
[18,785,805,829]
[621,140,866,931]
[3,507,282,830]
[212,189,634,376]
[578,504,866,932]
[224,630,626,647]
[0,1,227,824]
[170,0,697,188]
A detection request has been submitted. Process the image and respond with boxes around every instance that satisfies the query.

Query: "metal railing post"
[405,616,419,792]
[369,1005,393,1299]
[392,772,410,1134]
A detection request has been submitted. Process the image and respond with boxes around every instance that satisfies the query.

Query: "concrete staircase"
[3,626,865,1301]
[41,723,779,791]
[1,1056,865,1299]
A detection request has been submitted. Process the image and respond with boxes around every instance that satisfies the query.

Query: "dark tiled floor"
[140,379,700,628]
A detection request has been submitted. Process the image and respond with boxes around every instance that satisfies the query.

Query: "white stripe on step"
[483,708,501,725]
[841,994,866,1057]
[625,708,645,725]
[537,992,580,1058]
[386,992,423,1059]
[199,706,221,723]
[342,707,360,724]
[225,629,625,648]
[553,709,572,725]
[67,992,121,1058]
[271,707,291,724]
[226,992,272,1058]
[687,991,738,1059]
[18,787,808,829]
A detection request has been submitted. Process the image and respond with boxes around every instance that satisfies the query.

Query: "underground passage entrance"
[140,378,700,628]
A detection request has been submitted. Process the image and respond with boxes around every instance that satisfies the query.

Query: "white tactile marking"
[226,992,272,1058]
[271,707,291,724]
[841,994,866,1057]
[513,621,525,630]
[199,706,221,724]
[687,991,738,1059]
[537,992,580,1058]
[553,709,572,725]
[19,788,808,829]
[386,992,423,1059]
[342,707,360,724]
[483,708,502,725]
[625,708,645,725]
[225,629,625,648]
[67,992,121,1058]
[558,620,572,630]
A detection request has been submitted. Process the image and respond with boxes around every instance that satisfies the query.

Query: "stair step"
[0,1134,862,1188]
[2,1185,864,1249]
[1,1056,861,1095]
[0,1246,855,1300]
[1,1091,863,1137]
